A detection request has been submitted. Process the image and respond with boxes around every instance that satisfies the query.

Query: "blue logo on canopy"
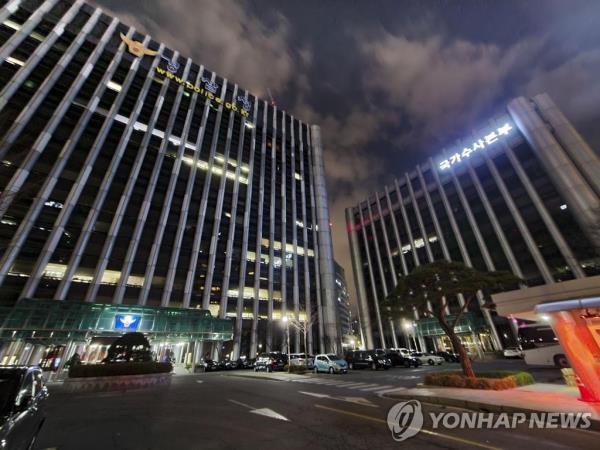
[114,314,141,330]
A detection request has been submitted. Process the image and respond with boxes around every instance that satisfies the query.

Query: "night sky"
[92,0,600,313]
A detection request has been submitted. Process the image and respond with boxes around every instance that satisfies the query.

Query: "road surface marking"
[375,387,407,396]
[250,408,290,421]
[360,384,393,391]
[299,391,378,408]
[196,380,203,383]
[228,399,291,422]
[228,399,255,409]
[349,383,379,390]
[342,383,371,388]
[314,404,502,450]
[299,391,330,399]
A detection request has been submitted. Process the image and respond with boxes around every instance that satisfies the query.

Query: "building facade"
[0,0,340,363]
[346,93,600,353]
[334,261,351,338]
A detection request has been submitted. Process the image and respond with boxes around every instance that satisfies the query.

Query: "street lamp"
[403,321,418,351]
[282,315,290,373]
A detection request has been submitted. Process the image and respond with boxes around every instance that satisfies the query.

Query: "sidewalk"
[386,383,600,423]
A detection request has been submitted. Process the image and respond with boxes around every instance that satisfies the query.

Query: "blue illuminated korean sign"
[439,123,513,171]
[114,314,142,331]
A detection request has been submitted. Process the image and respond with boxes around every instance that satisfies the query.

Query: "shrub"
[69,362,173,378]
[424,370,534,390]
[510,371,535,386]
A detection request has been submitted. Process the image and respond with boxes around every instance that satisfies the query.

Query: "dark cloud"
[93,0,301,96]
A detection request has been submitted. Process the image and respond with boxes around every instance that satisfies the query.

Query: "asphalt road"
[35,361,596,450]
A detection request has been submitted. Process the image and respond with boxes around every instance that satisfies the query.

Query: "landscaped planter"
[62,372,172,393]
[424,371,535,390]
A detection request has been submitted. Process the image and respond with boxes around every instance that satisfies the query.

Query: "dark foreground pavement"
[35,366,598,450]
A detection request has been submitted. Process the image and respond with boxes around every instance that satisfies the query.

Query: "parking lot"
[231,357,565,393]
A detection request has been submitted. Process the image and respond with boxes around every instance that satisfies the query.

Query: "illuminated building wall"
[346,94,600,351]
[334,261,351,337]
[0,0,340,358]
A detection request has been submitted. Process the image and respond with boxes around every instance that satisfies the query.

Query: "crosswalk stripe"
[343,382,370,387]
[360,384,392,391]
[348,383,379,390]
[375,387,407,395]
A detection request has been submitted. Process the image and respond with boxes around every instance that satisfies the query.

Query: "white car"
[390,348,412,358]
[503,347,523,359]
[411,352,444,365]
[289,353,314,369]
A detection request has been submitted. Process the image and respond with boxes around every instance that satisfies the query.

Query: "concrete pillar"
[389,319,399,348]
[345,208,375,349]
[507,96,600,250]
[27,344,46,366]
[310,125,341,354]
[508,315,521,346]
[531,93,600,199]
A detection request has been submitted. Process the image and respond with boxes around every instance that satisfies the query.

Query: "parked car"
[345,350,392,370]
[411,352,444,365]
[0,366,48,450]
[384,349,421,367]
[313,354,348,374]
[434,351,460,363]
[242,358,255,369]
[199,359,219,372]
[503,347,524,359]
[254,352,286,372]
[289,353,314,369]
[390,348,412,358]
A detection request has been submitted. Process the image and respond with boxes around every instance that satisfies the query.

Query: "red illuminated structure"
[536,299,600,403]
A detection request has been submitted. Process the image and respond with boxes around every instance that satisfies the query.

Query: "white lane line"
[360,384,393,391]
[375,387,407,396]
[343,382,370,387]
[196,380,204,383]
[348,383,379,390]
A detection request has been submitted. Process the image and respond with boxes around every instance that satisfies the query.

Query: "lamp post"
[402,321,414,351]
[282,316,290,373]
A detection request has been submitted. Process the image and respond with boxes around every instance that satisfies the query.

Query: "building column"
[27,344,46,366]
[507,96,600,250]
[389,319,399,348]
[310,125,341,354]
[531,93,600,199]
[346,208,374,349]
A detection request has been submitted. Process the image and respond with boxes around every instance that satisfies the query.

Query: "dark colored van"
[345,350,392,370]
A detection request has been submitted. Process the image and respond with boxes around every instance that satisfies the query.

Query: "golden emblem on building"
[120,33,158,57]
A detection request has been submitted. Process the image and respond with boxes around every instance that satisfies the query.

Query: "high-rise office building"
[346,93,600,353]
[0,0,340,364]
[334,261,351,338]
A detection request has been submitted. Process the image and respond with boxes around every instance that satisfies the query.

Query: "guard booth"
[493,275,600,403]
[0,298,233,376]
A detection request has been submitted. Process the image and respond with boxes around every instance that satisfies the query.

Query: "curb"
[384,391,600,432]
